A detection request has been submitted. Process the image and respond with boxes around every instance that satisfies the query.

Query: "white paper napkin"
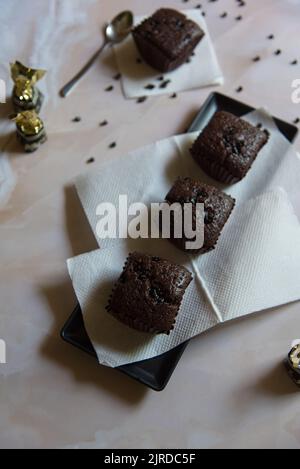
[113,10,223,99]
[69,110,300,367]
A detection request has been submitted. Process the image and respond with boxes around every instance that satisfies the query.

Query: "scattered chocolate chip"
[170,93,177,99]
[136,96,147,104]
[157,76,165,81]
[256,123,263,129]
[196,4,202,9]
[236,86,243,93]
[291,60,298,65]
[293,118,300,125]
[186,58,192,64]
[105,85,114,92]
[236,15,243,20]
[100,120,108,127]
[202,11,206,16]
[86,157,95,164]
[72,116,81,123]
[238,0,246,6]
[267,34,275,40]
[220,12,228,18]
[109,142,117,149]
[144,84,155,90]
[113,73,121,80]
[274,49,282,56]
[159,79,171,89]
[253,56,261,62]
[191,52,196,57]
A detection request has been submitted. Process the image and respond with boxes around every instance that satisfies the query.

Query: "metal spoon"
[59,11,134,98]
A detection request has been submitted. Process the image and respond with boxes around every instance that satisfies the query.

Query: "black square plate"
[61,92,298,391]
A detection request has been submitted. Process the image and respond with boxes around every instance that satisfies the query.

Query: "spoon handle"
[59,41,108,98]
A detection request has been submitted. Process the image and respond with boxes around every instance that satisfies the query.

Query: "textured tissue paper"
[113,10,224,99]
[68,110,300,367]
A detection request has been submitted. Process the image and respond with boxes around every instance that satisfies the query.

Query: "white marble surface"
[1,0,300,449]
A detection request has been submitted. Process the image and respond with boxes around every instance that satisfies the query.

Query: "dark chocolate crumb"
[100,120,108,127]
[186,58,192,64]
[253,56,261,62]
[293,118,300,125]
[160,79,171,89]
[72,116,81,123]
[144,84,155,90]
[196,4,202,9]
[274,49,282,56]
[291,60,298,65]
[267,34,275,40]
[86,157,95,164]
[202,11,206,16]
[136,96,147,104]
[256,123,263,129]
[109,142,117,149]
[105,85,114,92]
[220,12,228,18]
[113,73,121,80]
[157,76,165,81]
[170,93,177,99]
[236,15,243,21]
[236,86,243,93]
[191,52,196,57]
[238,0,246,6]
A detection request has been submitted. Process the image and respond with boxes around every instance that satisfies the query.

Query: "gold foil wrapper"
[13,111,44,136]
[10,61,46,103]
[289,344,300,369]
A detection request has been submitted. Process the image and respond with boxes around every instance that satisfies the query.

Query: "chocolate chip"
[186,58,192,64]
[105,85,114,92]
[220,12,228,18]
[253,56,261,62]
[170,93,177,99]
[238,0,246,6]
[274,49,282,56]
[137,96,147,103]
[159,79,171,89]
[113,73,121,80]
[267,34,275,40]
[100,120,108,127]
[291,60,298,65]
[293,118,300,125]
[196,4,202,9]
[256,123,263,129]
[72,116,81,123]
[236,86,243,93]
[109,142,117,149]
[157,76,165,81]
[86,157,95,164]
[202,12,206,16]
[236,15,243,21]
[144,84,155,90]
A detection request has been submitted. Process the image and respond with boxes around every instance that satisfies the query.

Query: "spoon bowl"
[106,11,134,43]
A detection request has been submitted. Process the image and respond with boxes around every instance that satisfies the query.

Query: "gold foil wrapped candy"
[12,110,47,153]
[289,343,300,370]
[10,61,46,113]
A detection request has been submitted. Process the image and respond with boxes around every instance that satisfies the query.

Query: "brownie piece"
[165,177,235,253]
[190,111,269,184]
[107,252,192,334]
[132,9,205,73]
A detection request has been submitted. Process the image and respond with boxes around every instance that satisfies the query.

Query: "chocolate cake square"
[190,111,269,184]
[165,177,235,253]
[107,252,192,335]
[132,9,205,73]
